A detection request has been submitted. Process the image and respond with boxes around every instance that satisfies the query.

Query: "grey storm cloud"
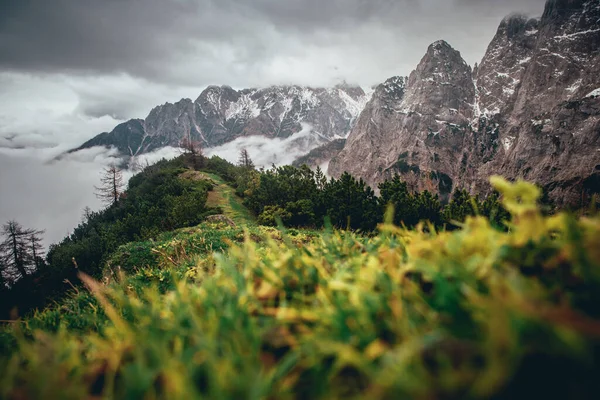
[1,0,547,87]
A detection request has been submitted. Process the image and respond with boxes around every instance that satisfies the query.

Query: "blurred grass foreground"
[1,176,600,399]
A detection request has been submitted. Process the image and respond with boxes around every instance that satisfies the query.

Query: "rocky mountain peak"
[423,40,469,70]
[498,14,539,39]
[474,0,600,204]
[542,0,588,21]
[195,85,241,110]
[329,41,478,198]
[428,40,455,54]
[539,0,599,44]
[333,81,366,99]
[330,0,600,207]
[73,82,372,158]
[147,98,192,119]
[402,40,474,117]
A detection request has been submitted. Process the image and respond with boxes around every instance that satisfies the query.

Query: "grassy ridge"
[0,158,219,320]
[1,177,600,399]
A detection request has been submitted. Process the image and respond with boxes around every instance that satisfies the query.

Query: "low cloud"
[207,124,325,168]
[69,74,203,120]
[0,147,115,248]
[0,73,123,150]
[129,146,183,169]
[0,145,180,250]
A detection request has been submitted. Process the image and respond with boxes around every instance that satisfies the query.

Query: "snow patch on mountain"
[555,28,600,41]
[337,89,373,122]
[225,93,260,121]
[585,88,600,98]
[566,78,583,93]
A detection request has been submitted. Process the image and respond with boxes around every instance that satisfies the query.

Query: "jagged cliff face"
[476,0,600,204]
[74,84,372,157]
[330,0,600,205]
[474,16,540,117]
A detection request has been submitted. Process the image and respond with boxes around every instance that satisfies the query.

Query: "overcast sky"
[0,0,547,246]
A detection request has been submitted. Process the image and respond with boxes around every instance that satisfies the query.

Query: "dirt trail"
[203,173,256,226]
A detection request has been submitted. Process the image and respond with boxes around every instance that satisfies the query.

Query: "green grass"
[1,177,600,399]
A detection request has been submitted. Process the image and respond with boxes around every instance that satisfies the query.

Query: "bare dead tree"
[238,148,254,170]
[0,221,44,283]
[180,136,204,170]
[315,166,328,191]
[29,231,45,270]
[128,157,152,174]
[95,164,124,206]
[129,157,143,174]
[0,258,6,288]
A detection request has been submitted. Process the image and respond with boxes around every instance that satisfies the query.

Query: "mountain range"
[73,0,600,206]
[73,84,371,156]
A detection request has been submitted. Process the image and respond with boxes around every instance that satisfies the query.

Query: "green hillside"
[1,158,600,399]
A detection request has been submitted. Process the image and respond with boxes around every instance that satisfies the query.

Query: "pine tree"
[129,156,149,174]
[314,166,327,191]
[415,190,442,227]
[379,175,418,227]
[234,148,256,197]
[481,191,510,228]
[0,221,44,283]
[95,164,124,206]
[442,189,480,227]
[323,172,379,231]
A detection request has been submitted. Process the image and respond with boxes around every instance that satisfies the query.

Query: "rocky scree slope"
[330,0,600,205]
[73,84,372,157]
